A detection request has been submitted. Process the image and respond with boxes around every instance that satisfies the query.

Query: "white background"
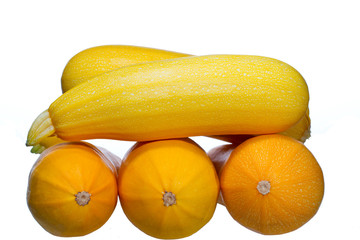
[1,0,360,239]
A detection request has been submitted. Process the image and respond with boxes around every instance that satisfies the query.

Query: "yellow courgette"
[31,45,192,153]
[61,45,190,92]
[27,55,309,148]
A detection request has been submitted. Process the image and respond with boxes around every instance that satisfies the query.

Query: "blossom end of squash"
[162,191,176,207]
[26,110,56,149]
[75,191,92,206]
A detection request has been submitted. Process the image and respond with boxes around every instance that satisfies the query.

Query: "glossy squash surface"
[118,138,219,239]
[61,45,190,92]
[27,55,309,147]
[27,142,119,237]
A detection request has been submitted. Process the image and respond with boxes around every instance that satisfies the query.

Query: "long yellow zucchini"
[31,45,192,153]
[61,45,190,92]
[33,46,310,152]
[27,55,309,147]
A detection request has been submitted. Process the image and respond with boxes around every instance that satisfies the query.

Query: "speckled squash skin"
[61,45,190,92]
[209,134,324,235]
[27,55,309,146]
[30,45,191,153]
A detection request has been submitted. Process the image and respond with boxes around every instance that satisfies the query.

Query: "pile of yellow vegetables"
[25,45,324,239]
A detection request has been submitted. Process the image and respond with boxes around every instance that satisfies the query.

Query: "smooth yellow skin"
[26,54,309,146]
[27,142,119,237]
[61,45,190,92]
[118,138,219,239]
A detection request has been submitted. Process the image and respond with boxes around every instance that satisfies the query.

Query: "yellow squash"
[118,138,219,239]
[208,135,324,235]
[61,45,190,92]
[26,54,309,147]
[31,46,311,153]
[61,45,310,144]
[31,45,192,153]
[27,142,119,237]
